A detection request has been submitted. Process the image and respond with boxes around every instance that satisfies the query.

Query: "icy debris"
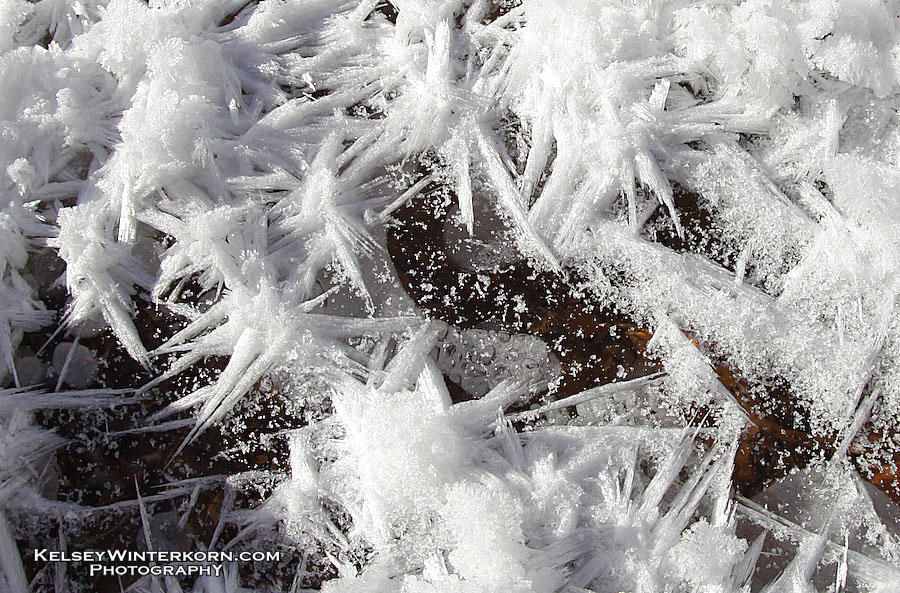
[0,1,31,53]
[662,518,748,591]
[329,369,467,544]
[55,202,154,367]
[675,0,808,118]
[824,154,900,228]
[800,0,900,98]
[299,361,755,593]
[439,482,558,593]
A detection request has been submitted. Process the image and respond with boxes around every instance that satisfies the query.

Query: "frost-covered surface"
[3,0,900,591]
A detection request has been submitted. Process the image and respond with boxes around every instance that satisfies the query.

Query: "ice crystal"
[2,0,900,591]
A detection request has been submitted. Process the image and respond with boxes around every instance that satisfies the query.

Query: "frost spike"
[475,125,560,270]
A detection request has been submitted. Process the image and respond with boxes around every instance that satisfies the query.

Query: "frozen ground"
[2,0,900,591]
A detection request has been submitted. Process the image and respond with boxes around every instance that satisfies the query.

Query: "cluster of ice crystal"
[3,0,900,591]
